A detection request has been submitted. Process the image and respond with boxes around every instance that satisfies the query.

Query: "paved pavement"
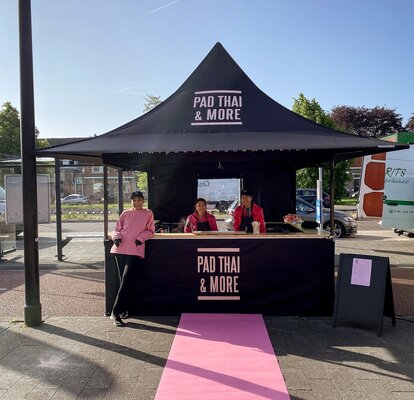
[0,218,413,399]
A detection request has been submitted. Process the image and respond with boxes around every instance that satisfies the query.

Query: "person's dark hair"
[130,191,144,200]
[194,198,207,206]
[240,188,252,196]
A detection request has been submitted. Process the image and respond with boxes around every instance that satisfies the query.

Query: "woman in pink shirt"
[184,198,218,232]
[110,191,155,326]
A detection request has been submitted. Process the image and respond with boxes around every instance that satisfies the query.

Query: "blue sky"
[1,0,413,138]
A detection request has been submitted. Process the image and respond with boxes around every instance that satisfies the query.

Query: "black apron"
[197,220,211,231]
[239,206,253,233]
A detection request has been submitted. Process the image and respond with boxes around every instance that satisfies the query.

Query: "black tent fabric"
[38,42,408,223]
[148,161,295,223]
[38,42,407,165]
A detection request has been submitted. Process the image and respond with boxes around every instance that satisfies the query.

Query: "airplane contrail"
[148,0,181,15]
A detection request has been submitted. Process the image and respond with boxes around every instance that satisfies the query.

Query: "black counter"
[105,234,335,316]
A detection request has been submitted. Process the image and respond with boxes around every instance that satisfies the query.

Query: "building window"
[92,166,104,174]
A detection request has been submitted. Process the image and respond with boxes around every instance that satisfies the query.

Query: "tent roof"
[38,42,408,167]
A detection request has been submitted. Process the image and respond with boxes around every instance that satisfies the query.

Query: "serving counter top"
[152,231,329,239]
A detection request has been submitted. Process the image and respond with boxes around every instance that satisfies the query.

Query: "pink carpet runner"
[155,314,290,400]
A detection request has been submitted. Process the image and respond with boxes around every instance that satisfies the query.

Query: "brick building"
[48,138,137,203]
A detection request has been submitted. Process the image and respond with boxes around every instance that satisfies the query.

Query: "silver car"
[296,188,331,208]
[296,197,357,238]
[225,198,357,238]
[61,194,91,205]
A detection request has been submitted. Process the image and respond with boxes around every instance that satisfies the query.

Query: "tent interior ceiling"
[39,42,409,223]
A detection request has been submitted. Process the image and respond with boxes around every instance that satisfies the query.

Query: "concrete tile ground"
[0,218,413,399]
[0,316,179,400]
[265,317,414,400]
[0,316,413,399]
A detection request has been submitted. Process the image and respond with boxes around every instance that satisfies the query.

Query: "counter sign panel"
[191,90,243,126]
[197,247,240,300]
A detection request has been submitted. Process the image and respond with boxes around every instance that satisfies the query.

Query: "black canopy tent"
[38,42,408,223]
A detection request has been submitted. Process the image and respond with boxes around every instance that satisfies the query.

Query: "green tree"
[295,163,351,199]
[0,102,49,158]
[0,102,21,157]
[292,93,335,129]
[292,94,351,198]
[136,171,148,193]
[143,94,162,113]
[405,114,414,132]
[36,137,50,149]
[133,95,162,197]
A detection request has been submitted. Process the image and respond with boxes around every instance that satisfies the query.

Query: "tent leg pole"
[329,159,335,237]
[117,169,123,215]
[103,165,108,239]
[55,159,63,260]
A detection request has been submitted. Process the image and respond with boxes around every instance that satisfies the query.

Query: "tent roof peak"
[37,43,409,165]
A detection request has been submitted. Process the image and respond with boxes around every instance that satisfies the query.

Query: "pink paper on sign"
[155,313,290,400]
[351,258,372,286]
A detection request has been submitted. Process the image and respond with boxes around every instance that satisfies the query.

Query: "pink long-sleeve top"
[110,208,155,258]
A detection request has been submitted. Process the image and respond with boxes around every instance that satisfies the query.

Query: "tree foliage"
[123,95,162,196]
[405,114,414,132]
[143,94,162,113]
[292,94,351,198]
[135,94,162,192]
[330,105,403,138]
[136,171,148,193]
[36,137,50,149]
[295,164,351,199]
[292,93,335,129]
[0,102,20,157]
[0,102,49,158]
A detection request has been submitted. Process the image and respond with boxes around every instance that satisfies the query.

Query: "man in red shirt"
[233,189,266,233]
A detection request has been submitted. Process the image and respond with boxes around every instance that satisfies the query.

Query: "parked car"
[61,194,90,205]
[100,193,117,203]
[296,188,331,208]
[0,186,5,214]
[350,190,359,199]
[227,199,239,209]
[296,197,357,238]
[0,185,5,201]
[215,199,233,213]
[225,197,357,238]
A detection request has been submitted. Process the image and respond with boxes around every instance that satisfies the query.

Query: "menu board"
[333,253,395,336]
